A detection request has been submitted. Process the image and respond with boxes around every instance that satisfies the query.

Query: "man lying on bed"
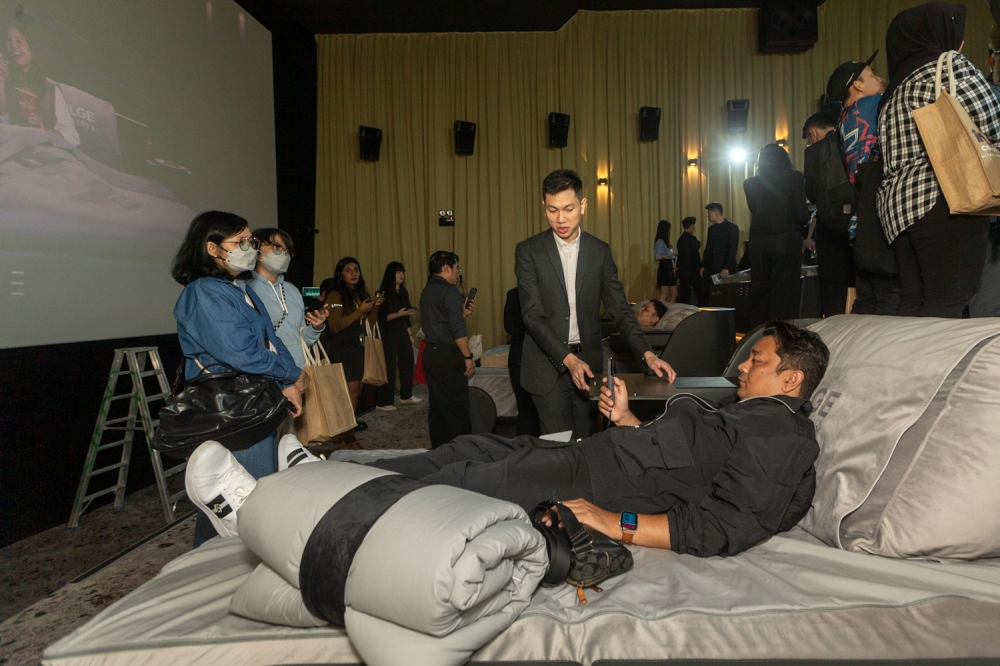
[187,320,827,558]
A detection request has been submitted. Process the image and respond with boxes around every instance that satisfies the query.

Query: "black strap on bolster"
[298,474,427,626]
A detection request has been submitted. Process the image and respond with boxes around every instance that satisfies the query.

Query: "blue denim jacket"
[174,277,301,388]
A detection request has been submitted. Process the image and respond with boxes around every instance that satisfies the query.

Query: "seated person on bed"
[635,299,667,327]
[187,321,827,558]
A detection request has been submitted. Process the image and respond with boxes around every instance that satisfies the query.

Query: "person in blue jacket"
[171,210,306,545]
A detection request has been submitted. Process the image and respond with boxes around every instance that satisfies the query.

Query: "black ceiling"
[265,0,769,34]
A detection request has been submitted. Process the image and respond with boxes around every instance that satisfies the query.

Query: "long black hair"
[756,143,793,175]
[378,261,411,310]
[171,211,249,285]
[655,219,672,249]
[331,256,369,314]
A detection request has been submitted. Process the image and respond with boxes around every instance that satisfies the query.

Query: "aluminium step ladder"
[68,347,187,527]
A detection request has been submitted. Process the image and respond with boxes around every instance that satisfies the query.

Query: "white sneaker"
[185,441,257,538]
[399,396,423,405]
[278,434,323,471]
[375,404,397,412]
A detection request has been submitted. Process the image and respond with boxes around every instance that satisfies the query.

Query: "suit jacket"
[702,220,740,275]
[514,229,651,395]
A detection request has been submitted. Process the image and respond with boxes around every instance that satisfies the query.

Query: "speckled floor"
[0,385,430,666]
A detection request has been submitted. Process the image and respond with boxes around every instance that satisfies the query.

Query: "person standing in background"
[322,257,383,432]
[375,262,421,411]
[743,144,812,327]
[654,220,678,302]
[701,203,740,304]
[971,20,1000,317]
[421,251,476,448]
[676,216,704,306]
[503,287,541,437]
[249,227,328,369]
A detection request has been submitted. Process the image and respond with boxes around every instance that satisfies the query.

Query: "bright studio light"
[730,148,747,163]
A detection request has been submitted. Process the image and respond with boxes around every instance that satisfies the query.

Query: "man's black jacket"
[703,220,741,275]
[676,231,702,279]
[582,393,818,557]
[803,131,854,235]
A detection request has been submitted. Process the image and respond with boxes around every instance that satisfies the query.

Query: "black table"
[589,374,738,425]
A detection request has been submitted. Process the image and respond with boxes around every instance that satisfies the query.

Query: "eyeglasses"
[260,240,293,257]
[221,236,260,251]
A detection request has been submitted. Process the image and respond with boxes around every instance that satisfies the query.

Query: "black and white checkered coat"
[876,53,1000,243]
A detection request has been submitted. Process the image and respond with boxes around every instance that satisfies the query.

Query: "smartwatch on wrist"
[619,511,638,545]
[464,353,474,360]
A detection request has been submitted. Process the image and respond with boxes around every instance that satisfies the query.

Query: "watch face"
[620,511,638,532]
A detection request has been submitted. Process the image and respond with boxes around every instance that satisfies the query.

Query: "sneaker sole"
[184,442,238,539]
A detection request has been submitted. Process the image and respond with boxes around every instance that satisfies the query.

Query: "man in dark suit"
[701,202,740,304]
[515,169,676,439]
[675,216,704,305]
[503,287,540,437]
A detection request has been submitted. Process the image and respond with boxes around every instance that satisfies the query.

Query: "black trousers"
[531,370,592,440]
[677,272,705,306]
[749,231,802,328]
[370,433,593,513]
[423,343,471,448]
[508,362,541,437]
[814,225,855,317]
[852,270,901,315]
[892,197,990,318]
[375,331,415,406]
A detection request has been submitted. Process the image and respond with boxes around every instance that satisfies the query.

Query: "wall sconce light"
[687,158,700,167]
[776,138,788,147]
[597,177,609,186]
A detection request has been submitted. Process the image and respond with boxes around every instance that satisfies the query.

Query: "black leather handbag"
[530,500,634,605]
[152,361,289,459]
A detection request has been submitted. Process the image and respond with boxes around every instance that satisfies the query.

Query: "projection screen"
[0,0,277,348]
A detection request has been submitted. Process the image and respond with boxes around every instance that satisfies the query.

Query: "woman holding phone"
[171,211,306,545]
[321,257,383,427]
[375,261,421,410]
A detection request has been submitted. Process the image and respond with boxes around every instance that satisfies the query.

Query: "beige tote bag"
[913,51,1000,215]
[362,319,388,386]
[295,336,357,444]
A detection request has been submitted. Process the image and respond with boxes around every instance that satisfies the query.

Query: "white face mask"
[224,245,259,272]
[261,250,291,275]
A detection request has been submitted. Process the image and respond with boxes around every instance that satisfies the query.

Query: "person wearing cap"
[700,202,740,304]
[827,51,901,316]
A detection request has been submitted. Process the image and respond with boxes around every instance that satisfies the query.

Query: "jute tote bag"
[295,336,357,444]
[362,320,388,386]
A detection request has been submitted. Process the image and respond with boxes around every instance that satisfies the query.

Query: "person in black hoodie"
[744,144,811,327]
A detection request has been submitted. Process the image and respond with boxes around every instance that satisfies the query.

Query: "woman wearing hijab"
[743,143,811,328]
[877,2,1000,317]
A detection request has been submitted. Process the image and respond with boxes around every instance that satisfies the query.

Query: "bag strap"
[934,50,957,99]
[364,318,382,340]
[299,328,332,367]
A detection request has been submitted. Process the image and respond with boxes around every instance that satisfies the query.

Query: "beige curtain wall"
[316,0,994,349]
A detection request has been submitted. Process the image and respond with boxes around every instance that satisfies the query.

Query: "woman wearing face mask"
[248,227,329,369]
[374,261,421,411]
[321,257,383,430]
[171,211,307,546]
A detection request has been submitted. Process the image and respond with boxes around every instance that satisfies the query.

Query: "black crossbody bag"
[152,293,290,459]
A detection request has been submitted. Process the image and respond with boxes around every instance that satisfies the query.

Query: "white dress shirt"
[553,230,581,344]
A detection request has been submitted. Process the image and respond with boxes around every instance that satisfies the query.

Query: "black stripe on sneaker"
[207,494,232,517]
[288,451,309,467]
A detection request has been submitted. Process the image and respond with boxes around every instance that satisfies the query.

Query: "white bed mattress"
[43,525,1000,665]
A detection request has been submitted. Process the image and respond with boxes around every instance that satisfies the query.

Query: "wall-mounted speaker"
[639,106,661,142]
[548,112,570,148]
[454,121,477,155]
[359,126,382,161]
[727,100,750,134]
[758,1,819,54]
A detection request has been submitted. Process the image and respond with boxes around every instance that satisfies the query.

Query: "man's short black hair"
[681,216,697,230]
[543,169,584,201]
[651,300,668,319]
[761,321,830,400]
[428,250,459,276]
[252,227,294,253]
[801,112,836,139]
[705,202,724,215]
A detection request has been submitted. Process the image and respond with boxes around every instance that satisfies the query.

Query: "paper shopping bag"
[362,320,388,386]
[913,51,1000,215]
[295,338,357,444]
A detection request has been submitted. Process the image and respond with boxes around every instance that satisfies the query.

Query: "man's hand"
[464,358,476,376]
[540,499,619,539]
[720,269,730,278]
[463,298,476,318]
[305,307,328,329]
[562,353,594,391]
[699,267,704,277]
[282,385,303,418]
[598,376,641,426]
[643,353,677,382]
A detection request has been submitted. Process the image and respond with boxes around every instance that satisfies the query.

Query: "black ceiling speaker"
[359,126,382,161]
[549,112,570,148]
[758,0,819,54]
[727,100,750,133]
[639,106,661,142]
[454,121,477,155]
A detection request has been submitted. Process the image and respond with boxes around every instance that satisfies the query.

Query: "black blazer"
[514,230,651,395]
[703,220,740,275]
[744,170,811,238]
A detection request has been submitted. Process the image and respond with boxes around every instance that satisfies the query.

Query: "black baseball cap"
[826,50,878,103]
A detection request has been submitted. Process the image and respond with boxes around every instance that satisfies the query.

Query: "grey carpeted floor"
[0,385,430,666]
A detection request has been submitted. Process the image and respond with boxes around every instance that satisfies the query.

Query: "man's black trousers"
[375,331,415,406]
[422,343,471,448]
[531,370,592,440]
[508,362,541,437]
[814,224,855,317]
[749,231,801,328]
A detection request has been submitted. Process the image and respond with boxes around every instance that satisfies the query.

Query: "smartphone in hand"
[607,357,616,404]
[465,287,478,309]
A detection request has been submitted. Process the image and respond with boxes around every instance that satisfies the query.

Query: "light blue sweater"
[248,272,324,369]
